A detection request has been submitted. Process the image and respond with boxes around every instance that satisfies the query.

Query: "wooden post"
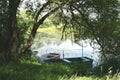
[82,43,83,57]
[63,50,64,59]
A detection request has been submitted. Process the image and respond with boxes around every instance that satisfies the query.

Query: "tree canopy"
[0,0,120,61]
[57,0,120,60]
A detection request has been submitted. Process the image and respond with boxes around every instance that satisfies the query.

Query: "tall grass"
[105,68,120,80]
[0,62,119,80]
[0,63,71,80]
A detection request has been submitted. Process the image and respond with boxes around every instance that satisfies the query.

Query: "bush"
[19,50,38,64]
[70,61,93,75]
[93,57,120,76]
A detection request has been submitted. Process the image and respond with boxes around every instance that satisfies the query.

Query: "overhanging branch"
[31,6,60,38]
[34,1,50,22]
[17,6,60,57]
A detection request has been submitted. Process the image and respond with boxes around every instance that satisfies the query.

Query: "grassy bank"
[0,62,119,80]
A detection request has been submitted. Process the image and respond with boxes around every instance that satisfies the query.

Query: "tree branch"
[17,6,60,57]
[34,1,50,22]
[17,0,74,57]
[31,6,60,38]
[72,5,108,60]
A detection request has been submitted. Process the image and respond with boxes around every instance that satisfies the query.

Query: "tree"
[0,0,119,62]
[0,0,73,61]
[61,0,120,60]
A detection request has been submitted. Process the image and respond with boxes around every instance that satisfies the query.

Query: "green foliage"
[17,10,34,49]
[59,75,104,80]
[70,61,93,75]
[58,0,120,59]
[93,57,120,76]
[19,50,38,64]
[0,0,8,51]
[0,63,119,80]
[0,0,119,65]
[0,63,71,80]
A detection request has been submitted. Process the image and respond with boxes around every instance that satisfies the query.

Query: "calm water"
[31,40,101,67]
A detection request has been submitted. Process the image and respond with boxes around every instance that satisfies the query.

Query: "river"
[31,39,101,67]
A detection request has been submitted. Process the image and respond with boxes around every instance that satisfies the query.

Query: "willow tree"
[59,0,120,60]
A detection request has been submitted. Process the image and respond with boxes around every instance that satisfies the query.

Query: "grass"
[0,62,119,80]
[0,63,71,80]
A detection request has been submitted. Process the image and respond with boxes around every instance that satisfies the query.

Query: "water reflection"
[31,39,100,67]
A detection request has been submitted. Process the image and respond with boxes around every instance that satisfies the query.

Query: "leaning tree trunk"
[0,0,67,61]
[17,5,60,58]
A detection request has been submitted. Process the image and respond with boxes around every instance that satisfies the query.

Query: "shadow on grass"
[0,63,72,80]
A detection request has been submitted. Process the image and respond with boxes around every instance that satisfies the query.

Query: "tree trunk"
[17,6,59,58]
[1,0,60,60]
[6,0,20,60]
